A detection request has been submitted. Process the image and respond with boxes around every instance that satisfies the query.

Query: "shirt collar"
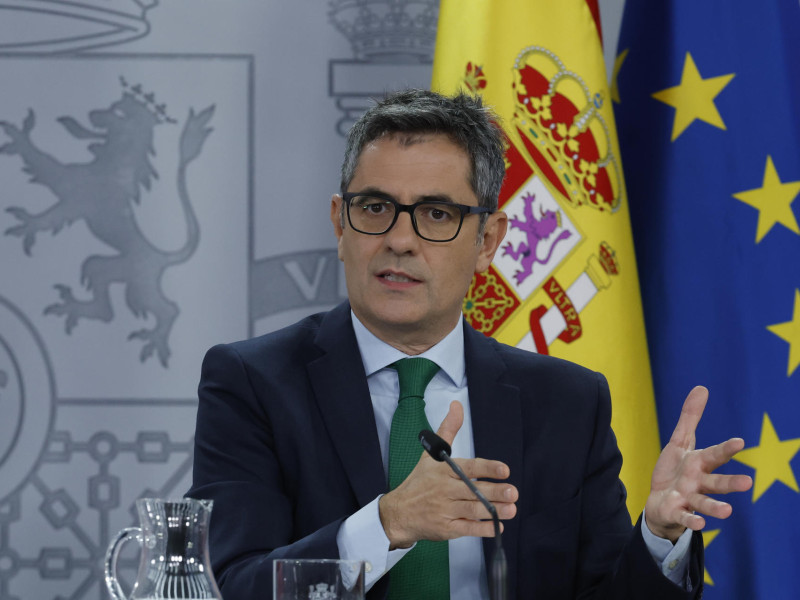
[350,311,465,387]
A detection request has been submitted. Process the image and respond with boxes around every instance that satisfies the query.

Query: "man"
[188,90,752,599]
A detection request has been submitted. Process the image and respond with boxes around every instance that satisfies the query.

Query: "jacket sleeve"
[578,372,704,600]
[187,344,346,600]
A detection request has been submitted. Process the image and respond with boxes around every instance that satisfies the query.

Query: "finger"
[455,499,517,521]
[675,510,706,532]
[699,437,746,471]
[471,480,518,503]
[452,457,510,480]
[439,474,514,502]
[436,401,464,446]
[669,386,708,449]
[700,472,753,495]
[686,492,733,520]
[445,518,504,540]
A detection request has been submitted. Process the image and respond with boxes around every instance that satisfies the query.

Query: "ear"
[330,194,345,261]
[475,210,508,273]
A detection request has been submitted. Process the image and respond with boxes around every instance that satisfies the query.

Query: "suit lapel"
[463,322,523,597]
[308,303,387,508]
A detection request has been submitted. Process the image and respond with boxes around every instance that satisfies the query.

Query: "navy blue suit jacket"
[188,302,703,599]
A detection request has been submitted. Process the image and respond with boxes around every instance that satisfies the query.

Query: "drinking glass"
[273,558,365,600]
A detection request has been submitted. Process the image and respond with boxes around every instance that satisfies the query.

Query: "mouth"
[377,270,421,284]
[57,116,104,139]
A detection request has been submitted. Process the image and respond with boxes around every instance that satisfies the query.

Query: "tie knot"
[392,357,440,401]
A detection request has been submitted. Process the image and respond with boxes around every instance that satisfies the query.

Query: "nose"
[383,210,419,254]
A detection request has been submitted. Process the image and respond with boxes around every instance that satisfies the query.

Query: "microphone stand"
[419,430,508,600]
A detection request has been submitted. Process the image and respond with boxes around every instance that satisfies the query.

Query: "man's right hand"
[378,401,518,549]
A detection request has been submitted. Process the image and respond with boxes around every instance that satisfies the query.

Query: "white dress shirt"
[336,312,691,596]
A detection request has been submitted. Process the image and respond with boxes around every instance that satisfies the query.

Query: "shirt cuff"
[336,496,414,591]
[640,509,693,587]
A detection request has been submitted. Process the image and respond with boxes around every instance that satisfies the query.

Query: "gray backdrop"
[0,2,623,598]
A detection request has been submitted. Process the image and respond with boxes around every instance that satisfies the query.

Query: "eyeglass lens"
[349,195,462,241]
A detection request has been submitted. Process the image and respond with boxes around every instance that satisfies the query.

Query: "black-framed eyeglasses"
[343,192,493,242]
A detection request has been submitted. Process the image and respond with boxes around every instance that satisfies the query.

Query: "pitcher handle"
[104,527,142,600]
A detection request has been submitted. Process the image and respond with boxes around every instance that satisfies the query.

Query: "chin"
[375,311,426,330]
[356,305,422,331]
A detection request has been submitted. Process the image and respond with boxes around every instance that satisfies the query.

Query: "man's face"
[331,134,507,352]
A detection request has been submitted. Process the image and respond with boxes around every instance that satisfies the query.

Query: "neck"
[354,314,461,357]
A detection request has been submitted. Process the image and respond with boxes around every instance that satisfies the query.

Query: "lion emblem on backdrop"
[0,78,214,367]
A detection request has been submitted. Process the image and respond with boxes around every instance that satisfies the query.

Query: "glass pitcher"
[105,498,223,600]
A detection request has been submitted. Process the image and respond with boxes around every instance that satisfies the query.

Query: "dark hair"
[340,89,506,212]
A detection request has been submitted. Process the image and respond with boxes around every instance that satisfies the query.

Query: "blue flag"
[615,1,800,597]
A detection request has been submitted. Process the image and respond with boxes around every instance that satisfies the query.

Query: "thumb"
[436,401,464,446]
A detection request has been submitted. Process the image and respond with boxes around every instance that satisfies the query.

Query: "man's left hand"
[644,386,753,542]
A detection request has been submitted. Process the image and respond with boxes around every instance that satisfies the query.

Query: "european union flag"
[615,1,800,597]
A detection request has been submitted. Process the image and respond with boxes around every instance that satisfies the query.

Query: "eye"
[418,204,457,223]
[355,197,392,215]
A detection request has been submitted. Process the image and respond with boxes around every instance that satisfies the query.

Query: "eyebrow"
[351,187,458,205]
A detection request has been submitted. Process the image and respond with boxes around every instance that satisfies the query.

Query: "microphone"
[419,429,508,600]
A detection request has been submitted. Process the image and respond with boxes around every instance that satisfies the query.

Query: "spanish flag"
[432,0,659,516]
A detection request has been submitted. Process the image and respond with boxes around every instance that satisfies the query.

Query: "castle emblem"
[0,79,214,367]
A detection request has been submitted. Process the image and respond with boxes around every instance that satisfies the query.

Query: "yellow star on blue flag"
[651,52,734,141]
[767,289,800,377]
[734,413,800,501]
[733,156,800,244]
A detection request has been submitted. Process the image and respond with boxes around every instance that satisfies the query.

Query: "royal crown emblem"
[120,77,178,124]
[328,0,439,62]
[512,46,621,212]
[0,0,156,53]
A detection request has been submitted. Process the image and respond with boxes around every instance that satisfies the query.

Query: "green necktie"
[387,357,449,600]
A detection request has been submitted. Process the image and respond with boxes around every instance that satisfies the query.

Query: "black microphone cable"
[419,429,508,600]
